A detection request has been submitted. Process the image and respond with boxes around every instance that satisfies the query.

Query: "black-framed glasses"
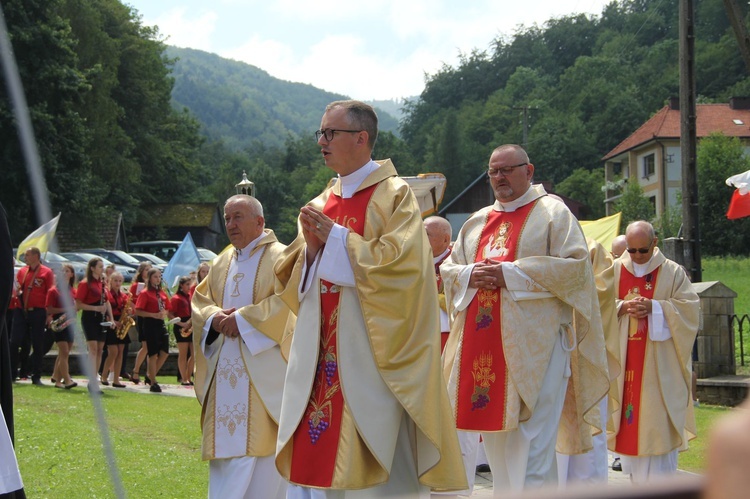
[487,162,528,177]
[314,128,362,141]
[626,241,654,254]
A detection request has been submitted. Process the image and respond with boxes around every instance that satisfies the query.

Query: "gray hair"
[326,100,378,150]
[224,194,264,218]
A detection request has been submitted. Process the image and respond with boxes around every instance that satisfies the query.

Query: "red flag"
[726,189,750,219]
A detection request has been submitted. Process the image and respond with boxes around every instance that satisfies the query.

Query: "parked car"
[128,252,168,271]
[61,252,136,283]
[77,248,143,270]
[129,240,218,263]
[16,250,87,282]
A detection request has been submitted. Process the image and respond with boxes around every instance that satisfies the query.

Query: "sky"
[124,0,613,102]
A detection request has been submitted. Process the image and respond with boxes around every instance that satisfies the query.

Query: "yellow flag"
[580,212,621,250]
[16,213,61,259]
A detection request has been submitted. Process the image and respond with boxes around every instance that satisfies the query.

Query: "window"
[613,162,622,176]
[643,154,655,178]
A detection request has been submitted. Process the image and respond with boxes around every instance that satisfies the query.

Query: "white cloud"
[144,7,219,52]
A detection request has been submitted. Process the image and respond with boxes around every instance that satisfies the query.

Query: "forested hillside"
[3,0,750,252]
[167,47,400,150]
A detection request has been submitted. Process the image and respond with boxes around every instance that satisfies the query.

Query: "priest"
[192,195,293,498]
[440,144,609,492]
[274,100,466,497]
[609,220,699,483]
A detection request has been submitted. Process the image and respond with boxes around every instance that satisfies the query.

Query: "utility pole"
[680,0,702,282]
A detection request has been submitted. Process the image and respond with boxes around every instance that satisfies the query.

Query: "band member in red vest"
[274,100,466,497]
[609,220,699,483]
[11,247,54,385]
[440,144,609,493]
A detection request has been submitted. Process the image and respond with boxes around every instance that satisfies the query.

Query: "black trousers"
[10,308,47,381]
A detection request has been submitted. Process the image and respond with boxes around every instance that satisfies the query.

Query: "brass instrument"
[49,314,72,332]
[179,320,192,338]
[116,293,135,340]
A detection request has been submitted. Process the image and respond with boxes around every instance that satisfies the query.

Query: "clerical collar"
[234,231,264,261]
[493,183,546,212]
[631,259,653,278]
[338,159,379,198]
[433,247,451,264]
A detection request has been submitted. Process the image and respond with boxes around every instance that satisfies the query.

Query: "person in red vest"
[608,220,700,483]
[274,100,466,497]
[440,144,609,493]
[10,247,54,385]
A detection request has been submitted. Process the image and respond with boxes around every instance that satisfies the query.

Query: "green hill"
[167,47,399,150]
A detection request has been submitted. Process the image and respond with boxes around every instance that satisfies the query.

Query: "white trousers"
[621,451,678,484]
[208,455,286,499]
[556,396,609,486]
[482,333,571,492]
[286,412,429,499]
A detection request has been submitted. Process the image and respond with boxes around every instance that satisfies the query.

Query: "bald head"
[625,220,658,264]
[611,235,627,259]
[424,216,452,257]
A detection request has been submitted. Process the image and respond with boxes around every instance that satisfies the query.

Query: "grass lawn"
[702,255,750,373]
[678,403,732,473]
[12,383,206,497]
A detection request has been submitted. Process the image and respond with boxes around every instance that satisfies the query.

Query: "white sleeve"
[317,224,355,287]
[649,300,672,341]
[236,313,277,355]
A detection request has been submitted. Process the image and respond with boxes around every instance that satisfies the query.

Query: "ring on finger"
[316,222,322,229]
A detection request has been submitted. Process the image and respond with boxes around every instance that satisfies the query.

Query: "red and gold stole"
[455,201,536,431]
[289,183,378,487]
[614,266,660,456]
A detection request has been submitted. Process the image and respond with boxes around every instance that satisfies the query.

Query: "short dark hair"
[326,100,378,150]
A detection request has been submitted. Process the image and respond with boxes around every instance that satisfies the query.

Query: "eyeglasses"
[626,241,654,254]
[314,128,362,141]
[487,162,528,177]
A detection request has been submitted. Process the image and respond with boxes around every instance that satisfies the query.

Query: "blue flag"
[162,233,201,291]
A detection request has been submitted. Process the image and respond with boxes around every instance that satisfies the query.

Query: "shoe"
[112,383,126,388]
[87,385,103,395]
[612,458,622,472]
[121,372,131,380]
[31,378,44,386]
[55,383,65,389]
[149,383,162,393]
[64,382,78,389]
[476,464,491,473]
[181,381,192,386]
[189,381,194,386]
[51,377,57,383]
[144,376,152,385]
[130,374,140,385]
[100,380,110,386]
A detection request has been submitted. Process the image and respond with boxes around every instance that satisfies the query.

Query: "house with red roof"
[602,97,750,217]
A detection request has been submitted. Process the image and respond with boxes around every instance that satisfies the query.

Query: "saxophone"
[116,292,135,340]
[49,314,72,332]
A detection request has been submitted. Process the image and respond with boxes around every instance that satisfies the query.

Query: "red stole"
[455,201,536,432]
[289,184,378,487]
[614,266,660,456]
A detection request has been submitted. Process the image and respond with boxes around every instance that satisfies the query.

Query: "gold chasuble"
[191,230,293,460]
[609,249,699,457]
[455,201,536,431]
[274,159,467,491]
[441,185,610,455]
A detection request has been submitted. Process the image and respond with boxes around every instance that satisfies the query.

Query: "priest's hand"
[211,308,239,337]
[622,297,652,318]
[469,260,506,290]
[300,206,333,265]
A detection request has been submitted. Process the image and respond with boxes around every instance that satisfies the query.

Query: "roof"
[603,103,750,160]
[133,204,221,228]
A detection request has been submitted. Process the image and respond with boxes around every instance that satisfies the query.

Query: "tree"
[555,168,606,219]
[697,133,750,255]
[613,181,655,228]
